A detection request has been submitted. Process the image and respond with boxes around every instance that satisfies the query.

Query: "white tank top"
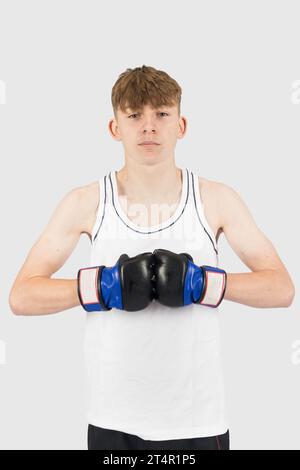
[84,167,228,440]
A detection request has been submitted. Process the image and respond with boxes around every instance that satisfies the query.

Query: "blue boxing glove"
[77,252,154,312]
[153,248,227,308]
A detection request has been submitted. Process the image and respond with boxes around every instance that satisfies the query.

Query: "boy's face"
[109,103,187,164]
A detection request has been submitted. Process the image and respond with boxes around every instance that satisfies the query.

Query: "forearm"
[223,270,295,308]
[10,277,80,316]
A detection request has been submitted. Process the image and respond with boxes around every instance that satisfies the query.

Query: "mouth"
[139,142,160,146]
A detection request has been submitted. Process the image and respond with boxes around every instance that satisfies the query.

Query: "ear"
[108,118,122,141]
[178,115,187,139]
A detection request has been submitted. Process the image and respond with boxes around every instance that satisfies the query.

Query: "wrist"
[77,266,110,312]
[195,265,227,308]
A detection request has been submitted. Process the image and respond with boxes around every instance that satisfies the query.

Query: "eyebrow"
[125,106,170,113]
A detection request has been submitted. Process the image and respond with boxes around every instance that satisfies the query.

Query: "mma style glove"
[77,252,155,312]
[153,248,227,308]
[78,249,227,312]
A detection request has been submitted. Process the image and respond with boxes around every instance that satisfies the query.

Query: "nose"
[141,117,157,133]
[143,126,156,134]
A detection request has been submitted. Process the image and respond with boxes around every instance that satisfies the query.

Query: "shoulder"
[197,175,230,192]
[197,175,227,204]
[77,180,100,204]
[66,180,99,211]
[64,180,100,237]
[197,176,241,230]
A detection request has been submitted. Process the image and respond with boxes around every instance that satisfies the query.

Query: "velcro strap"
[198,266,227,308]
[77,266,109,312]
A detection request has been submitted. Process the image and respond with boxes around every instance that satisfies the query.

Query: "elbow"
[283,282,296,308]
[9,290,24,315]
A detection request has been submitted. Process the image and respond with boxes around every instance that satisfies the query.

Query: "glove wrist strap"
[77,266,111,312]
[195,266,227,308]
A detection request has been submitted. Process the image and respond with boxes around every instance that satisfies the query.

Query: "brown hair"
[111,65,182,118]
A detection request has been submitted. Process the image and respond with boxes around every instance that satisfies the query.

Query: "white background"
[0,0,299,449]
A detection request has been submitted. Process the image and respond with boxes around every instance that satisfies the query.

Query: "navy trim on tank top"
[93,175,108,242]
[107,168,190,235]
[93,169,219,255]
[191,172,218,256]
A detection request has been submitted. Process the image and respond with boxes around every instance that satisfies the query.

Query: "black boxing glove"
[78,252,155,312]
[153,248,227,308]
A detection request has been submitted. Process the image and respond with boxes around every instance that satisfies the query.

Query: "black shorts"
[88,424,230,450]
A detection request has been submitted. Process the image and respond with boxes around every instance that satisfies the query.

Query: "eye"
[128,112,169,119]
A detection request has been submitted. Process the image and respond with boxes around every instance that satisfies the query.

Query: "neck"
[116,161,183,204]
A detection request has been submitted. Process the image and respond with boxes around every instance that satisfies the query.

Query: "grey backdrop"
[0,0,299,450]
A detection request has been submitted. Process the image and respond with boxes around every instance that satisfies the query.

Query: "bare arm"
[216,183,295,308]
[9,183,98,315]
